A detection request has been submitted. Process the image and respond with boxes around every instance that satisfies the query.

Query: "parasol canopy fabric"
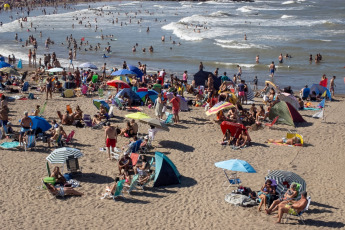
[125,112,150,120]
[79,62,98,70]
[110,69,137,76]
[139,118,169,131]
[28,116,52,132]
[93,99,110,112]
[0,67,20,76]
[215,159,256,173]
[107,79,130,89]
[46,147,83,164]
[205,101,234,116]
[266,170,306,196]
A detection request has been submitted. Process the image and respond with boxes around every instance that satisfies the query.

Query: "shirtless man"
[19,111,33,146]
[330,76,336,97]
[274,191,308,224]
[269,61,276,78]
[57,110,73,125]
[130,119,138,136]
[105,122,117,160]
[278,53,283,64]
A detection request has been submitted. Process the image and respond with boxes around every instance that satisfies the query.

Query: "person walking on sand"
[330,76,336,97]
[105,122,117,160]
[170,92,180,124]
[269,61,276,78]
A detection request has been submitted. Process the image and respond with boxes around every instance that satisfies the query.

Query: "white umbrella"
[47,67,64,73]
[46,147,83,164]
[79,62,98,70]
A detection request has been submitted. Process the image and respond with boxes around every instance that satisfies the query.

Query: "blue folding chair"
[164,112,173,124]
[223,169,241,190]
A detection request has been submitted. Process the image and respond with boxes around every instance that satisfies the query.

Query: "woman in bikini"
[258,179,276,211]
[266,183,298,214]
[44,181,83,197]
[50,166,67,184]
[266,136,300,145]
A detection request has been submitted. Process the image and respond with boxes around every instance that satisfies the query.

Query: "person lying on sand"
[274,191,308,224]
[266,183,298,215]
[44,181,83,197]
[266,136,300,145]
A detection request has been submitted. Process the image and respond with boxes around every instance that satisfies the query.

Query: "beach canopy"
[125,112,150,120]
[0,67,20,76]
[93,99,110,112]
[206,101,234,116]
[193,70,221,90]
[310,84,332,101]
[215,159,256,173]
[107,79,130,89]
[277,93,299,111]
[113,76,131,83]
[220,121,251,141]
[268,101,305,127]
[154,152,181,187]
[28,116,52,132]
[128,65,143,81]
[46,147,84,164]
[266,170,306,196]
[111,69,137,76]
[79,62,98,70]
[0,61,11,68]
[47,67,64,73]
[139,118,169,131]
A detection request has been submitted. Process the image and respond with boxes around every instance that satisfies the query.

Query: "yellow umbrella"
[265,80,278,89]
[4,3,10,8]
[0,67,20,76]
[113,76,132,83]
[125,112,150,120]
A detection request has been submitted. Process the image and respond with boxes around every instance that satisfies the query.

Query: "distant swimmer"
[147,27,149,32]
[161,35,165,42]
[309,54,313,62]
[278,53,283,63]
[256,55,259,63]
[269,61,276,78]
[132,46,136,52]
[244,34,247,40]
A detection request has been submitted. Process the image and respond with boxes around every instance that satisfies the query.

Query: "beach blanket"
[0,141,20,149]
[303,107,321,111]
[225,193,257,207]
[267,142,303,147]
[127,106,143,111]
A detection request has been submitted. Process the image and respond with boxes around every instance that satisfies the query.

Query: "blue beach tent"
[310,84,332,101]
[154,152,181,187]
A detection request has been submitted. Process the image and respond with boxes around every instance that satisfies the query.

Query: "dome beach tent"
[277,93,299,111]
[310,84,332,101]
[153,152,181,187]
[268,101,305,127]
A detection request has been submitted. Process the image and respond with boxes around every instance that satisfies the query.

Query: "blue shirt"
[302,88,310,98]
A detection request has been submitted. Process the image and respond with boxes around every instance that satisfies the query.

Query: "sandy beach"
[0,69,344,229]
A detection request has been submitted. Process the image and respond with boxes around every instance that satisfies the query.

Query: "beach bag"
[75,120,84,128]
[28,93,34,99]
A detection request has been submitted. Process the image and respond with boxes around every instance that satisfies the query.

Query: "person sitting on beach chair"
[73,105,83,120]
[104,177,120,196]
[266,183,299,215]
[98,105,108,119]
[258,179,276,212]
[50,166,67,185]
[43,181,83,197]
[134,155,149,176]
[118,152,132,177]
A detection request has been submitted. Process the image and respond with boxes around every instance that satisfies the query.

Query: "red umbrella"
[137,88,148,92]
[106,80,130,89]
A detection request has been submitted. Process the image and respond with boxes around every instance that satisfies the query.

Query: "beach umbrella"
[136,91,148,102]
[148,89,159,102]
[0,61,11,68]
[0,67,20,76]
[215,159,256,173]
[266,170,306,196]
[0,56,4,61]
[110,69,137,77]
[125,112,150,120]
[137,88,148,93]
[46,147,83,164]
[79,62,98,70]
[28,116,52,132]
[93,99,110,112]
[47,67,64,73]
[265,80,278,90]
[113,76,131,83]
[106,79,130,89]
[139,118,170,131]
[4,3,10,8]
[128,65,143,80]
[205,101,234,116]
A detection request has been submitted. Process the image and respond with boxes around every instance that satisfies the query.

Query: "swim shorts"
[270,69,275,74]
[238,91,245,97]
[20,127,31,134]
[106,138,116,148]
[285,205,298,215]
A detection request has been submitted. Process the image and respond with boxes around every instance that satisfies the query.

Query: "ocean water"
[0,0,344,92]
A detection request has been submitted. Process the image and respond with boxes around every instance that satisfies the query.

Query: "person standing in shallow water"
[269,61,276,78]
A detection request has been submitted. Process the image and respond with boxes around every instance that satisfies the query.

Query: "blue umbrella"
[28,116,52,132]
[215,159,256,173]
[110,69,137,76]
[93,99,110,112]
[148,90,159,102]
[128,65,143,80]
[79,62,98,70]
[0,61,11,68]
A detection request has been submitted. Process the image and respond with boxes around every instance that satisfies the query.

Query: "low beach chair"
[101,179,126,201]
[38,101,47,117]
[265,116,279,129]
[63,130,75,145]
[98,88,104,99]
[83,114,93,128]
[284,196,311,225]
[24,134,36,152]
[164,112,174,124]
[112,98,127,110]
[223,170,241,190]
[124,174,139,194]
[137,173,155,190]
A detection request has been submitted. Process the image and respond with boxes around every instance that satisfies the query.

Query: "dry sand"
[0,75,344,229]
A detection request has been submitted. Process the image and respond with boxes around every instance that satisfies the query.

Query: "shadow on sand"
[76,173,114,184]
[158,140,195,152]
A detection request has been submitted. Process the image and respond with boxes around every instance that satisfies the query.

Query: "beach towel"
[0,141,20,149]
[225,193,257,207]
[267,142,301,147]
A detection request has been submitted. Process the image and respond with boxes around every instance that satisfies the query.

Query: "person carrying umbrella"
[19,111,32,146]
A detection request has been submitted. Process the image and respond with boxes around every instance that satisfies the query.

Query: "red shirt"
[170,97,180,110]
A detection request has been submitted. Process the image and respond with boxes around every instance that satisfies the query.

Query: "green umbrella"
[125,112,150,120]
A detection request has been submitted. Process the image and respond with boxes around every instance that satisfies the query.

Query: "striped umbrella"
[265,170,306,196]
[46,147,84,164]
[205,101,234,116]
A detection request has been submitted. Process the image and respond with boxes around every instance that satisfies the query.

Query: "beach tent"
[220,121,251,141]
[116,88,142,104]
[277,93,299,111]
[193,70,221,90]
[0,61,11,68]
[268,101,305,127]
[154,152,181,187]
[310,84,332,101]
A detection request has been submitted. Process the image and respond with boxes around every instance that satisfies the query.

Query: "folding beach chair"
[108,106,114,118]
[164,112,174,124]
[101,179,126,200]
[52,135,63,147]
[112,98,127,110]
[98,88,104,99]
[222,169,241,190]
[24,134,36,152]
[137,173,155,190]
[83,114,93,128]
[124,174,139,194]
[284,196,311,225]
[38,101,47,117]
[63,130,75,145]
[265,116,279,129]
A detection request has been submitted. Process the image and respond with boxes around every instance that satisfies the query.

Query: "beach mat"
[0,141,20,149]
[304,107,321,111]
